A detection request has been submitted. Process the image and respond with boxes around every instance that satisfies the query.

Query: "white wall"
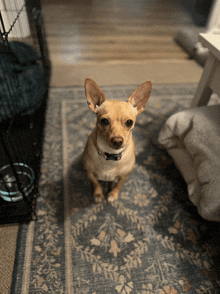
[0,0,30,38]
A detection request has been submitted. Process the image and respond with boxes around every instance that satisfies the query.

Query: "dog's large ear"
[128,81,152,115]
[85,78,107,112]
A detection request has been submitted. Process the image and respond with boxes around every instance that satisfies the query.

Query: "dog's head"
[85,78,152,150]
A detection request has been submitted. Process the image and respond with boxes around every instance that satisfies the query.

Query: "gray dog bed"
[174,25,208,66]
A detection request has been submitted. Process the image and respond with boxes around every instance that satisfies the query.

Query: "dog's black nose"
[111,136,124,148]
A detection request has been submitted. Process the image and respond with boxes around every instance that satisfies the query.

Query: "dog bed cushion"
[158,104,220,222]
[0,41,47,122]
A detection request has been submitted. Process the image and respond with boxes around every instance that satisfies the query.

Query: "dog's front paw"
[94,194,105,203]
[107,191,119,203]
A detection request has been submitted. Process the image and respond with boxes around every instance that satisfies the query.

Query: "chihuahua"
[83,78,152,203]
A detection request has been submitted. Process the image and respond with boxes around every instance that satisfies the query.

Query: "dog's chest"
[95,157,120,182]
[84,131,135,182]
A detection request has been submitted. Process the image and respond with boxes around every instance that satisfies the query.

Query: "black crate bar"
[0,0,50,224]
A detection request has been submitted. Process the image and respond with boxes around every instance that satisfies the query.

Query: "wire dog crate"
[0,0,50,224]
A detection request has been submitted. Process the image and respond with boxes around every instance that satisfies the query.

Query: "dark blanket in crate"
[0,41,47,122]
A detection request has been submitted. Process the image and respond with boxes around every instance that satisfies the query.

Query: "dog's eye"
[101,118,109,126]
[126,119,133,127]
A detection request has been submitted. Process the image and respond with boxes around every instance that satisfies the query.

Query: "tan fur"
[83,78,152,203]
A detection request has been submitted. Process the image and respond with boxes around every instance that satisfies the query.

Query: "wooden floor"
[41,0,190,65]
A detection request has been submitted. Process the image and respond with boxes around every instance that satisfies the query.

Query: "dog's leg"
[107,174,130,203]
[87,172,105,203]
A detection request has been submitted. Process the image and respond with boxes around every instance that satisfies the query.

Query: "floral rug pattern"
[12,84,220,294]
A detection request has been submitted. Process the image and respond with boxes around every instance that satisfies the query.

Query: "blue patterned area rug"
[11,84,220,294]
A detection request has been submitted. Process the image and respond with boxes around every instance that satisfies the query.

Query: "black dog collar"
[94,135,123,161]
[104,152,122,161]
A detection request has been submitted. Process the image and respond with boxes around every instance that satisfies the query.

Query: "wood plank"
[41,0,189,65]
[50,60,203,86]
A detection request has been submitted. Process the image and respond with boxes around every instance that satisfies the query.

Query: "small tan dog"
[83,78,152,203]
